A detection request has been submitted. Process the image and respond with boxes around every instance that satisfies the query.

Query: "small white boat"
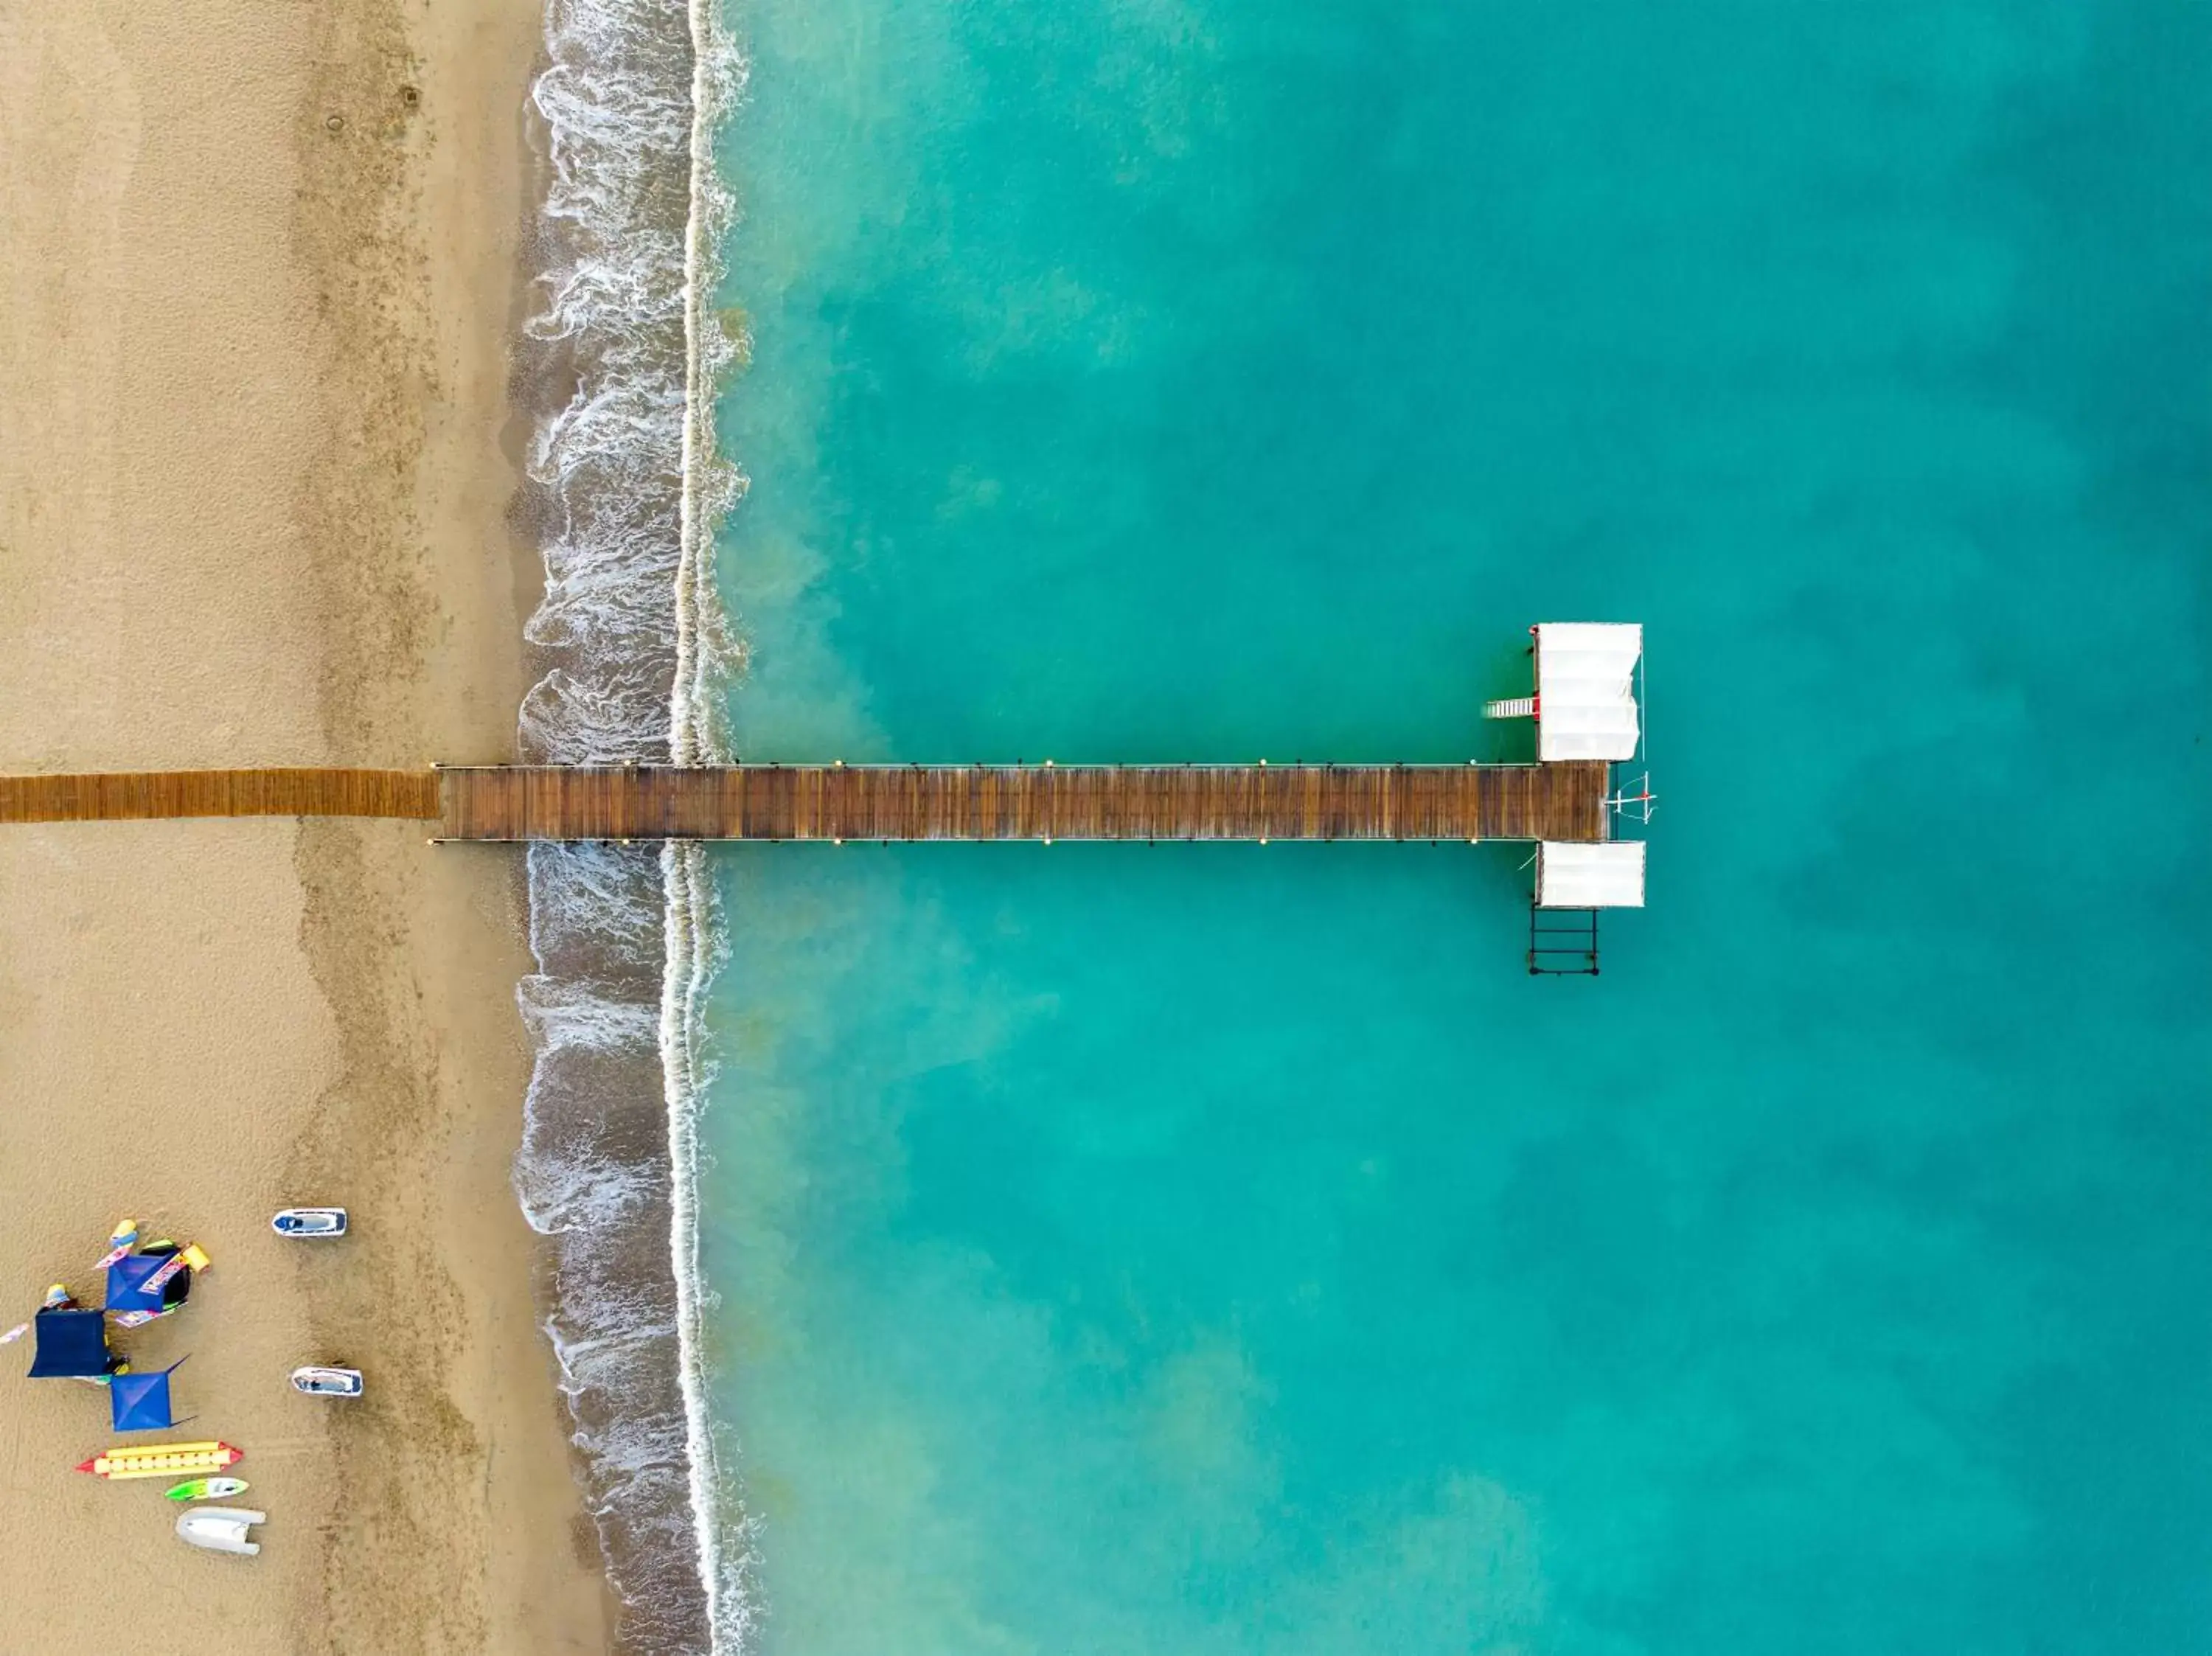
[291,1365,364,1397]
[271,1207,347,1238]
[176,1506,265,1556]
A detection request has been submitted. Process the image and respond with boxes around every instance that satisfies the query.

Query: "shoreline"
[508,0,745,1643]
[0,5,609,1651]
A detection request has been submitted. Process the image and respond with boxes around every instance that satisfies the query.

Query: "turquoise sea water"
[696,2,2211,1651]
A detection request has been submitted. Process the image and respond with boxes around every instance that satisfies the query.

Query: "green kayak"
[163,1476,249,1503]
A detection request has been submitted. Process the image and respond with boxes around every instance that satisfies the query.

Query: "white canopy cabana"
[1535,623,1642,762]
[1536,841,1646,908]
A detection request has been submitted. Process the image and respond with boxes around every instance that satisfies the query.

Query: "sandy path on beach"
[0,4,609,1650]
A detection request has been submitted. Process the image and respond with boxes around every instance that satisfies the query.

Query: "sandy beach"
[0,4,608,1651]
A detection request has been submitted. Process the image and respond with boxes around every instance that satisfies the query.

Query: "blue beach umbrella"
[106,1248,189,1316]
[25,1308,115,1378]
[108,1360,187,1432]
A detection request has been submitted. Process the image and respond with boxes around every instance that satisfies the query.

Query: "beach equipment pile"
[9,1214,257,1554]
[11,1206,366,1555]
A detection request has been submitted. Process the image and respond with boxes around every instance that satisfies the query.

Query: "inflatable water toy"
[78,1441,243,1481]
[94,1220,139,1271]
[175,1507,265,1556]
[291,1365,364,1397]
[164,1476,249,1503]
[272,1208,347,1238]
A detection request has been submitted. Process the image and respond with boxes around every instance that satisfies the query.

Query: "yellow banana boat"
[77,1441,243,1481]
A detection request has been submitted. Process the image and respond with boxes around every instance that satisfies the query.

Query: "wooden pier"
[436,763,1610,843]
[0,768,441,824]
[0,762,1611,843]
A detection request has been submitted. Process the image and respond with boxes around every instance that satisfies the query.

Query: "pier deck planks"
[0,768,443,823]
[1,763,1613,841]
[437,763,1610,843]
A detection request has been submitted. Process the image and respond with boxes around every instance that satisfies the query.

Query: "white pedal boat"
[177,1506,266,1556]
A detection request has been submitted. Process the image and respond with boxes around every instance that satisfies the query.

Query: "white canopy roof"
[1536,841,1646,908]
[1536,623,1642,762]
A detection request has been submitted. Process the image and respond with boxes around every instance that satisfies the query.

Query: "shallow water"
[696,1,2212,1649]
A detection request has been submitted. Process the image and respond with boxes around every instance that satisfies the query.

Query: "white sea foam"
[516,0,753,1648]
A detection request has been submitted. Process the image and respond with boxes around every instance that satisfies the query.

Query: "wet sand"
[0,4,608,1650]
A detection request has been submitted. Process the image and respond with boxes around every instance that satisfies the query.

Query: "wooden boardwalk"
[437,763,1610,843]
[0,768,442,823]
[0,763,1612,841]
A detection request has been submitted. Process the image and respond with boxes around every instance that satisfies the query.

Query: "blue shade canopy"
[106,1250,188,1315]
[26,1309,112,1378]
[108,1362,184,1432]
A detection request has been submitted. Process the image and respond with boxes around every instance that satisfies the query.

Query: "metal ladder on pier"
[1527,904,1599,975]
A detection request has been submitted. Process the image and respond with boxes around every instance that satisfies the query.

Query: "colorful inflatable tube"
[77,1441,243,1481]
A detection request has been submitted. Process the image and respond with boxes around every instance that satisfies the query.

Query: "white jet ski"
[176,1506,266,1556]
[291,1365,364,1397]
[271,1207,347,1238]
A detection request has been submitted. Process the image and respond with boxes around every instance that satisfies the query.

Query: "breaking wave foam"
[515,0,750,1649]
